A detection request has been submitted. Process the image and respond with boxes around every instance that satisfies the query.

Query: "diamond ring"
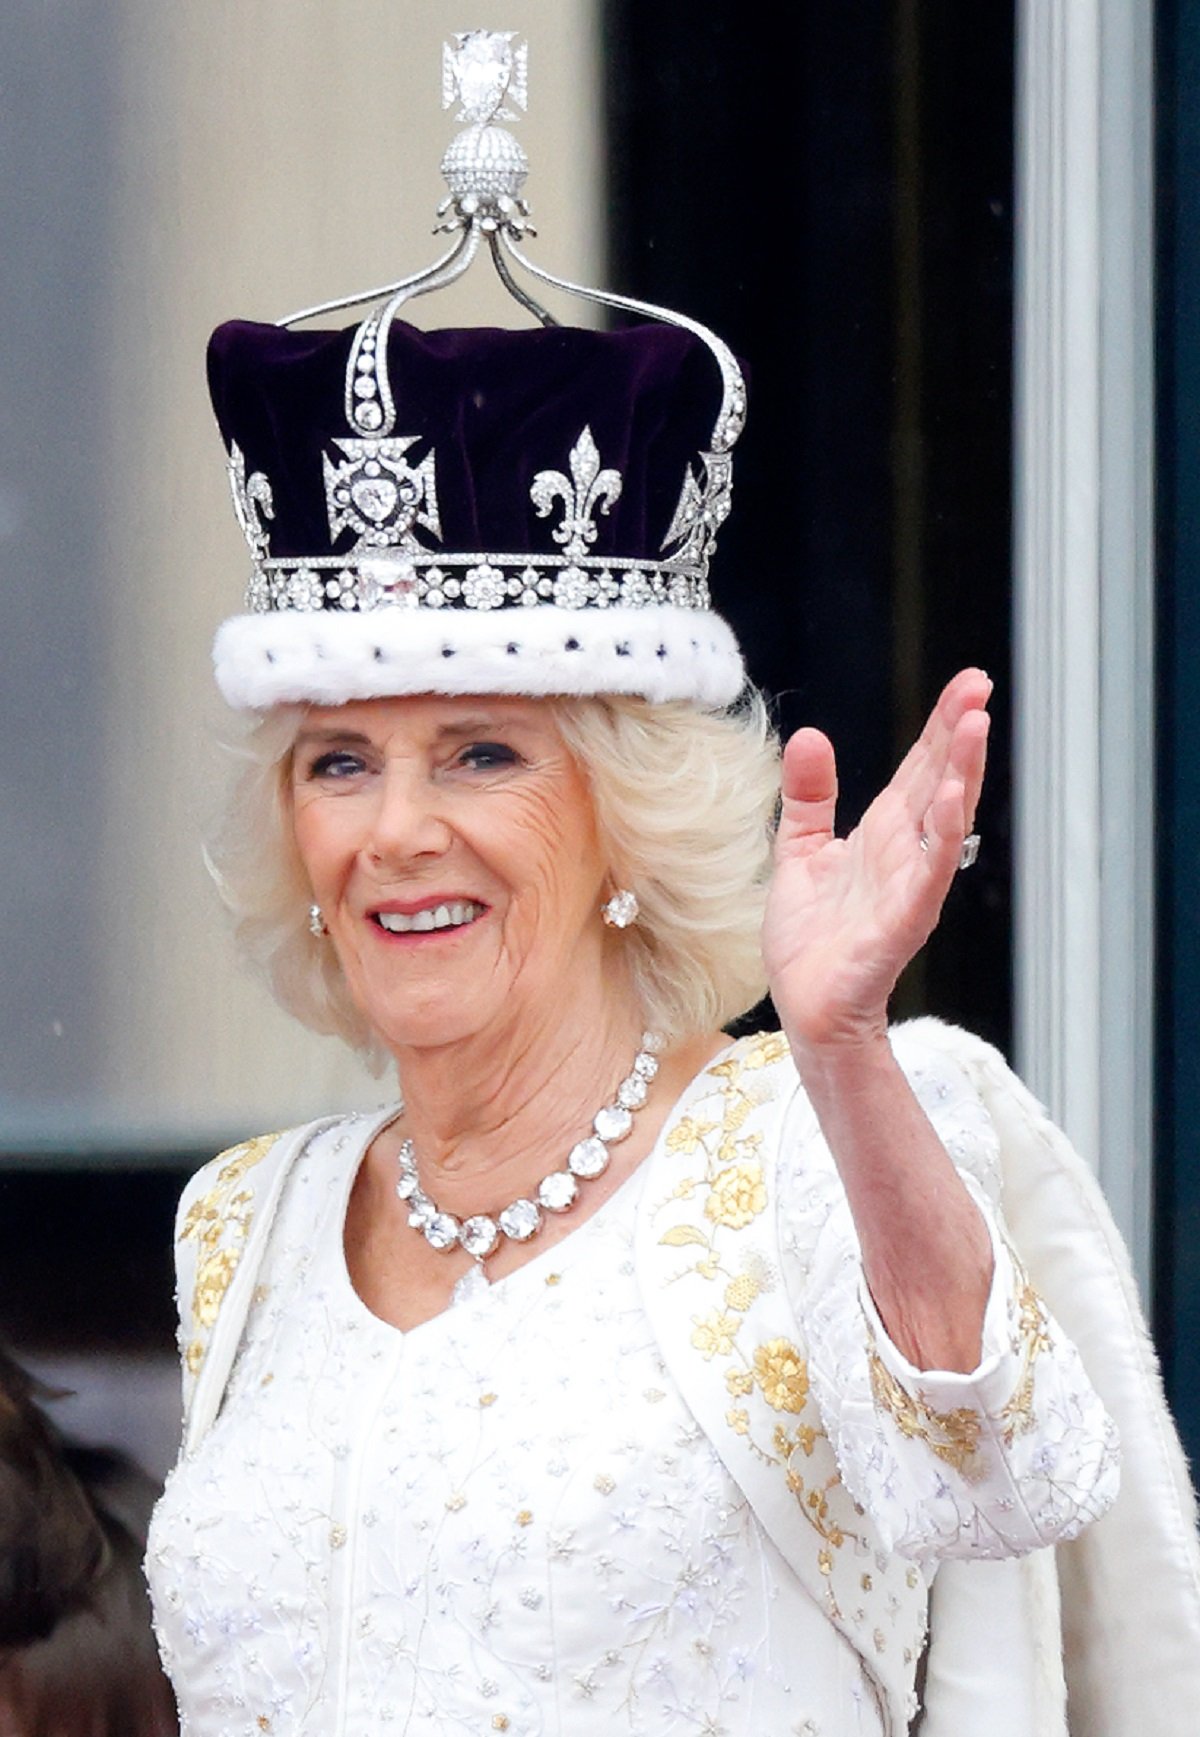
[917,831,980,868]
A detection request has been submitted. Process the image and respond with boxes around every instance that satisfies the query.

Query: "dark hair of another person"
[0,1346,177,1737]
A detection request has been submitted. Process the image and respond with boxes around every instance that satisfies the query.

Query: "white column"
[1013,0,1156,1296]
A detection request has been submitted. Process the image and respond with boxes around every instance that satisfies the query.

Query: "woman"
[151,673,1121,1734]
[145,39,1182,1734]
[147,322,1123,1733]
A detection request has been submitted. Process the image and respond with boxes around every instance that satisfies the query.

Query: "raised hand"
[762,668,991,1057]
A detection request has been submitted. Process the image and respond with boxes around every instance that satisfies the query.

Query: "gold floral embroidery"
[724,1272,761,1310]
[752,1338,810,1413]
[690,1310,742,1360]
[704,1160,767,1229]
[651,1030,934,1682]
[178,1131,284,1377]
[708,1031,789,1073]
[864,1255,1052,1467]
[997,1267,1053,1444]
[194,1246,241,1328]
[653,1033,865,1617]
[867,1350,983,1477]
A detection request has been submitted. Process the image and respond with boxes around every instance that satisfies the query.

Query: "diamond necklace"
[395,1032,663,1269]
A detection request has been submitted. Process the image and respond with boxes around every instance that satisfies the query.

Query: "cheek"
[499,785,605,921]
[290,794,358,890]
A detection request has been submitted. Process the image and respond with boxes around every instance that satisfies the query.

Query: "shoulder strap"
[174,1118,340,1456]
[635,1032,925,1736]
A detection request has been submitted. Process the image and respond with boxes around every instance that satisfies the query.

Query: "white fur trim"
[213,604,745,711]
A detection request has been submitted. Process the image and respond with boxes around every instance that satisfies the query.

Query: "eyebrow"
[292,728,373,751]
[432,714,517,740]
[292,714,528,753]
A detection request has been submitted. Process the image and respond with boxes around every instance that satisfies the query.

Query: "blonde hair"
[208,691,781,1052]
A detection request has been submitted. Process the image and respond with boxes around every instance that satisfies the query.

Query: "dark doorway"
[603,0,1016,1048]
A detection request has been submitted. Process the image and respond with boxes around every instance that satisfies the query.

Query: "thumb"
[777,727,838,858]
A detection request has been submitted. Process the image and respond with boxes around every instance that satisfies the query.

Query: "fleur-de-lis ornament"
[530,427,623,559]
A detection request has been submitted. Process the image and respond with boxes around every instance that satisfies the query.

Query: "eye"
[307,749,367,779]
[457,740,520,771]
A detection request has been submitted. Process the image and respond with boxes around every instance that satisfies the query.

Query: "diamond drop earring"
[308,904,328,937]
[601,889,639,929]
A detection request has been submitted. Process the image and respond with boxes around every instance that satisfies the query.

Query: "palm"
[763,669,991,1051]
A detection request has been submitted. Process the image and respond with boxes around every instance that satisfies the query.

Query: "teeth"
[377,901,482,934]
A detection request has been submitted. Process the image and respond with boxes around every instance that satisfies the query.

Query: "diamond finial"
[443,30,528,125]
[438,31,532,214]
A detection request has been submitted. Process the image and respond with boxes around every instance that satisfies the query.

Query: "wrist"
[783,1013,891,1074]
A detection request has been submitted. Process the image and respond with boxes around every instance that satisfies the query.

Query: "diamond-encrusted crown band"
[245,554,712,619]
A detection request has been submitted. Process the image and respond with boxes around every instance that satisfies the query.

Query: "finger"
[946,707,990,833]
[894,668,992,824]
[920,777,970,886]
[901,671,991,799]
[777,727,838,858]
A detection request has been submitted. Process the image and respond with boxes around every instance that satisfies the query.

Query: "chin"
[367,993,507,1057]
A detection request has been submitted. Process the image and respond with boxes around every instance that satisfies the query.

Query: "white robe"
[146,1024,1197,1733]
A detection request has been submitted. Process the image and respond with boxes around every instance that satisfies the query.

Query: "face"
[290,695,612,1053]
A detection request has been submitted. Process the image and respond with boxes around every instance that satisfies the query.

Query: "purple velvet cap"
[210,317,718,562]
[209,313,746,710]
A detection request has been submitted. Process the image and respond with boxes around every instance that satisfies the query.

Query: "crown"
[210,30,747,712]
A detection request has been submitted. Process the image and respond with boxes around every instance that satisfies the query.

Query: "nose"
[362,762,452,867]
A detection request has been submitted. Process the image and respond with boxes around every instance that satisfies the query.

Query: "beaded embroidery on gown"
[146,1038,1118,1736]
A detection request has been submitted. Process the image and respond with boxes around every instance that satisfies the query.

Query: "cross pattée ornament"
[322,436,441,552]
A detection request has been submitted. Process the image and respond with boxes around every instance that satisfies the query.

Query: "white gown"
[146,1039,1118,1736]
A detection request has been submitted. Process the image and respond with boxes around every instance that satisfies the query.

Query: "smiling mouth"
[373,900,486,936]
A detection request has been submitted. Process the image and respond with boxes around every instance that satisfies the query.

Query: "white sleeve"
[778,1035,1121,1562]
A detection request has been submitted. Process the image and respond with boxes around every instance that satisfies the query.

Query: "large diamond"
[537,1172,579,1214]
[633,1052,660,1082]
[408,1195,435,1230]
[617,1074,649,1110]
[594,1105,633,1143]
[450,30,516,123]
[359,554,419,609]
[460,1215,500,1259]
[568,1137,610,1180]
[498,1198,542,1242]
[604,890,639,929]
[351,476,400,522]
[424,1211,461,1251]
